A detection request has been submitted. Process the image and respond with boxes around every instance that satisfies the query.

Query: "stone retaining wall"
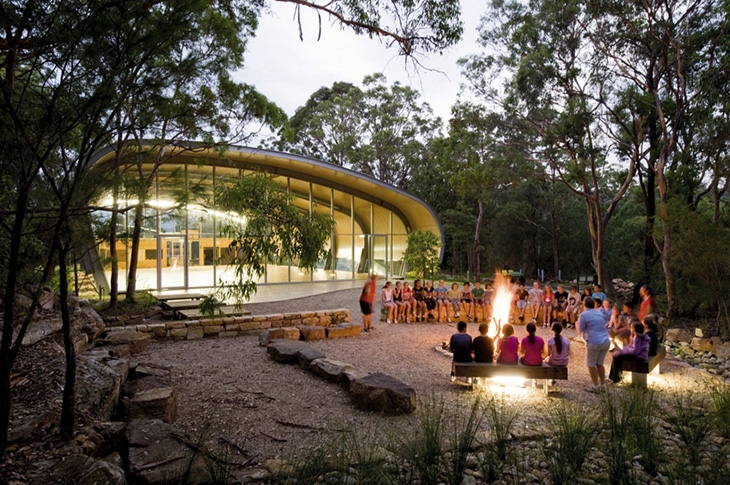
[105,309,351,340]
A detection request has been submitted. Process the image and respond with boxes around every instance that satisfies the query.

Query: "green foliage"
[669,201,730,334]
[403,230,441,280]
[446,397,485,485]
[276,73,441,189]
[210,171,334,306]
[542,406,599,484]
[395,392,445,485]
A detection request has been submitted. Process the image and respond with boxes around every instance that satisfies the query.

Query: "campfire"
[488,271,515,339]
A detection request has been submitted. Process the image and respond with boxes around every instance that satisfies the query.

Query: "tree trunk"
[658,165,678,318]
[550,179,560,279]
[474,200,483,281]
[585,198,614,297]
[126,203,144,302]
[109,202,119,307]
[59,241,76,440]
[0,186,30,458]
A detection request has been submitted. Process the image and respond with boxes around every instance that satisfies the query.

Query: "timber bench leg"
[543,379,549,396]
[630,372,648,388]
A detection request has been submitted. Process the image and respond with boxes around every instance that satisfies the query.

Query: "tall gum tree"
[462,0,635,295]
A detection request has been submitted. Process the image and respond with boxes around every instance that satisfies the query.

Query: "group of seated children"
[381,279,494,324]
[607,313,661,384]
[448,321,570,368]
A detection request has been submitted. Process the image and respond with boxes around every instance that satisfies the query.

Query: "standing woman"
[542,285,554,328]
[578,297,611,392]
[639,285,656,322]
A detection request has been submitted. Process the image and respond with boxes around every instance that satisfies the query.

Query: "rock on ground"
[349,372,417,415]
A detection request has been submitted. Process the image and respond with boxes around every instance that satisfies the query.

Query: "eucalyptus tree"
[585,0,728,316]
[461,0,637,295]
[281,74,440,188]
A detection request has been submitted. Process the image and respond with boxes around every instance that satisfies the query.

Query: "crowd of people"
[439,281,660,390]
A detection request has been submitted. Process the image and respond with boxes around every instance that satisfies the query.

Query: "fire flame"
[489,271,515,338]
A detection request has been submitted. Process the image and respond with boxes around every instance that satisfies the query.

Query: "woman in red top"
[639,285,656,321]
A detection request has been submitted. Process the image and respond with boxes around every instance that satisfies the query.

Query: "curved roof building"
[91,144,443,292]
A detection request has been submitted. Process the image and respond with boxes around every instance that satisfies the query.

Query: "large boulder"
[267,340,307,363]
[297,346,326,370]
[309,358,356,384]
[690,337,713,353]
[715,342,730,360]
[76,350,130,421]
[665,328,692,344]
[126,419,211,485]
[349,373,416,415]
[43,452,127,485]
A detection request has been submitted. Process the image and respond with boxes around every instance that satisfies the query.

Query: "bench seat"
[453,362,568,395]
[620,346,666,387]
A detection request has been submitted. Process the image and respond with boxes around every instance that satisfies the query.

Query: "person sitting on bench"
[448,321,473,363]
[608,321,650,383]
[519,322,545,366]
[472,322,494,363]
[496,323,519,364]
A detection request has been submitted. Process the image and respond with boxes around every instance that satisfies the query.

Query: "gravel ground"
[135,287,707,466]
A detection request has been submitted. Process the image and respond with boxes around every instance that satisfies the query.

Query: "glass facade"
[98,161,411,292]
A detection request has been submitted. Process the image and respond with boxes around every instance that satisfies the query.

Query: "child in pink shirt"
[496,323,519,364]
[519,322,545,366]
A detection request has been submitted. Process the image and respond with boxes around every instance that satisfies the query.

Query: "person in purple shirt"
[608,322,651,383]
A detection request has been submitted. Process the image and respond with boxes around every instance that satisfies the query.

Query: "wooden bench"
[621,346,666,387]
[453,362,568,395]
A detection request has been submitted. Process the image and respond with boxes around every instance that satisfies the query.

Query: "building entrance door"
[158,234,187,290]
[358,234,389,279]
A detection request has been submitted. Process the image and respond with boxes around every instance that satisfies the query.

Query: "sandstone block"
[665,328,692,344]
[240,321,262,331]
[169,328,188,339]
[297,346,326,370]
[222,317,235,325]
[133,363,172,381]
[259,327,301,346]
[234,316,253,324]
[326,324,362,339]
[203,325,224,335]
[300,311,316,319]
[690,337,713,353]
[201,318,223,327]
[187,327,204,339]
[165,321,185,330]
[309,358,356,384]
[300,326,326,341]
[267,314,284,321]
[267,340,308,363]
[135,324,148,332]
[184,320,202,328]
[148,323,167,338]
[124,387,177,423]
[270,320,286,328]
[104,331,151,354]
[318,316,332,326]
[289,319,302,326]
[349,372,416,415]
[224,323,241,331]
[695,328,704,338]
[301,317,319,326]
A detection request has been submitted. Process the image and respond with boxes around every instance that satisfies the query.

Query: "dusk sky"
[239,1,486,129]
